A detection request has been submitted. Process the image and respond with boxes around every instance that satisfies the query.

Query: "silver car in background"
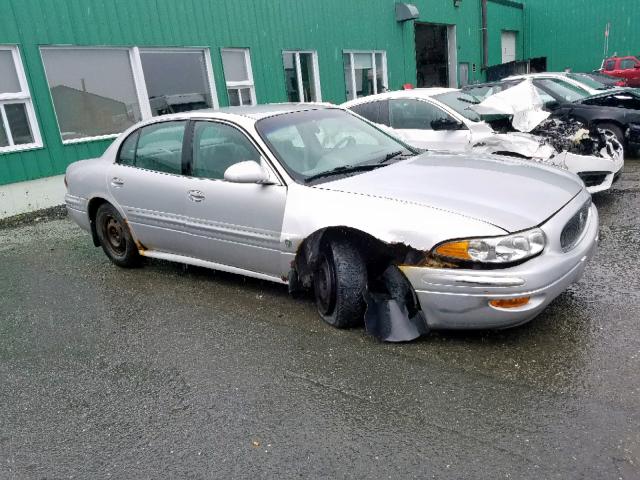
[65,104,598,341]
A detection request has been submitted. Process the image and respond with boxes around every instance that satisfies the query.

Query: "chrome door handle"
[188,190,205,202]
[111,177,124,187]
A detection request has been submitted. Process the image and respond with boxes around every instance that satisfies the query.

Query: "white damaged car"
[342,85,624,194]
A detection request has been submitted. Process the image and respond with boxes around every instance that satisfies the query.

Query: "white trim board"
[0,175,66,219]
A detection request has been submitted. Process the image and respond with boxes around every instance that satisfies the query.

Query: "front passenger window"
[389,99,456,130]
[620,59,637,70]
[192,122,261,180]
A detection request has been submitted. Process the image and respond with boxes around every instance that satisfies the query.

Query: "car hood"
[314,152,582,233]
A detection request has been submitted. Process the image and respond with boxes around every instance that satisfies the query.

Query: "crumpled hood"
[315,152,583,233]
[472,132,557,160]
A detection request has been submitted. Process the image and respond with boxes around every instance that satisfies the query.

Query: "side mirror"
[545,100,561,111]
[431,117,464,131]
[224,161,274,184]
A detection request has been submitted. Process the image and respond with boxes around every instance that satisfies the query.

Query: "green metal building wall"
[0,0,524,187]
[488,1,525,65]
[525,0,640,72]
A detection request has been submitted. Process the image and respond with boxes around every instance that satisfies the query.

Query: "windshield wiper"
[304,164,383,183]
[378,150,404,163]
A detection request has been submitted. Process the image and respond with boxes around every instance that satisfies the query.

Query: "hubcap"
[104,215,126,255]
[315,253,337,316]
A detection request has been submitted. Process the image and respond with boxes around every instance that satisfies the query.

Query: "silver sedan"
[65,104,598,341]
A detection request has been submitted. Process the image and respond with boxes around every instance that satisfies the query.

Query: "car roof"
[209,103,335,119]
[505,72,568,80]
[154,102,337,122]
[342,88,457,105]
[462,80,515,89]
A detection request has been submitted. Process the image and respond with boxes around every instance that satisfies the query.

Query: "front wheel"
[95,203,141,268]
[313,238,367,328]
[597,123,625,150]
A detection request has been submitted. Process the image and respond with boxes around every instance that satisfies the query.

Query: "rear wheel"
[313,238,367,328]
[95,203,140,268]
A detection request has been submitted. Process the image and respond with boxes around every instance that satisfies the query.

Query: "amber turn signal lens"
[434,241,471,260]
[489,297,531,309]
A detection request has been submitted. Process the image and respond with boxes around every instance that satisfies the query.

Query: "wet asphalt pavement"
[1,162,640,480]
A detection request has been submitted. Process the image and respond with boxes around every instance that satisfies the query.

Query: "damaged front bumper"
[558,148,624,194]
[400,193,599,330]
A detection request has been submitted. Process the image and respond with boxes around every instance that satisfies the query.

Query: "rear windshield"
[535,78,590,102]
[567,73,609,90]
[432,91,481,122]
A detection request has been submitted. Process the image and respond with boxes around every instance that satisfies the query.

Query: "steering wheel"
[333,136,356,150]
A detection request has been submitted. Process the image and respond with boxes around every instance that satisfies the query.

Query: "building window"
[343,51,387,101]
[41,47,218,144]
[0,46,42,153]
[282,51,321,102]
[139,49,215,116]
[221,48,256,106]
[41,48,142,142]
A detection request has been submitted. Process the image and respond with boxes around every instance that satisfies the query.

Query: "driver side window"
[191,121,261,180]
[389,99,455,130]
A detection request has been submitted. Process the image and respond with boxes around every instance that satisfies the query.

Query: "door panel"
[183,121,287,277]
[108,120,192,254]
[184,180,287,276]
[108,164,192,253]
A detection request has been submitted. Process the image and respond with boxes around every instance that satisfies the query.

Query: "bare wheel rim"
[103,215,126,256]
[315,252,337,316]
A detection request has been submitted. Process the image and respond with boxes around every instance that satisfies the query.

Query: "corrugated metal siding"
[0,0,526,186]
[488,2,525,66]
[525,0,640,72]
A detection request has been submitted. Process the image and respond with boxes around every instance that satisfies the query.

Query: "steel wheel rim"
[315,253,337,316]
[103,215,126,256]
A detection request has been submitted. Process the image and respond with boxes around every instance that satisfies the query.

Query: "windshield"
[432,91,482,122]
[567,73,610,90]
[535,78,590,102]
[256,108,414,183]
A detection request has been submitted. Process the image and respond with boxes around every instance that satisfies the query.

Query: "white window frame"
[40,46,219,145]
[282,50,322,102]
[221,48,257,106]
[0,45,43,154]
[343,50,388,101]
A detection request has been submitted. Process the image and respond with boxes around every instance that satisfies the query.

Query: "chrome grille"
[560,200,591,252]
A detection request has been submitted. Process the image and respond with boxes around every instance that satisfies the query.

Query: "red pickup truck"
[600,56,640,87]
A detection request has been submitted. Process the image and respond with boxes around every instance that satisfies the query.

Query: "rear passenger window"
[117,121,186,174]
[118,131,139,166]
[350,102,381,124]
[191,121,260,180]
[349,100,390,126]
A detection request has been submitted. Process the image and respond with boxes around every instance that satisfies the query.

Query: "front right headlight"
[432,228,546,266]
